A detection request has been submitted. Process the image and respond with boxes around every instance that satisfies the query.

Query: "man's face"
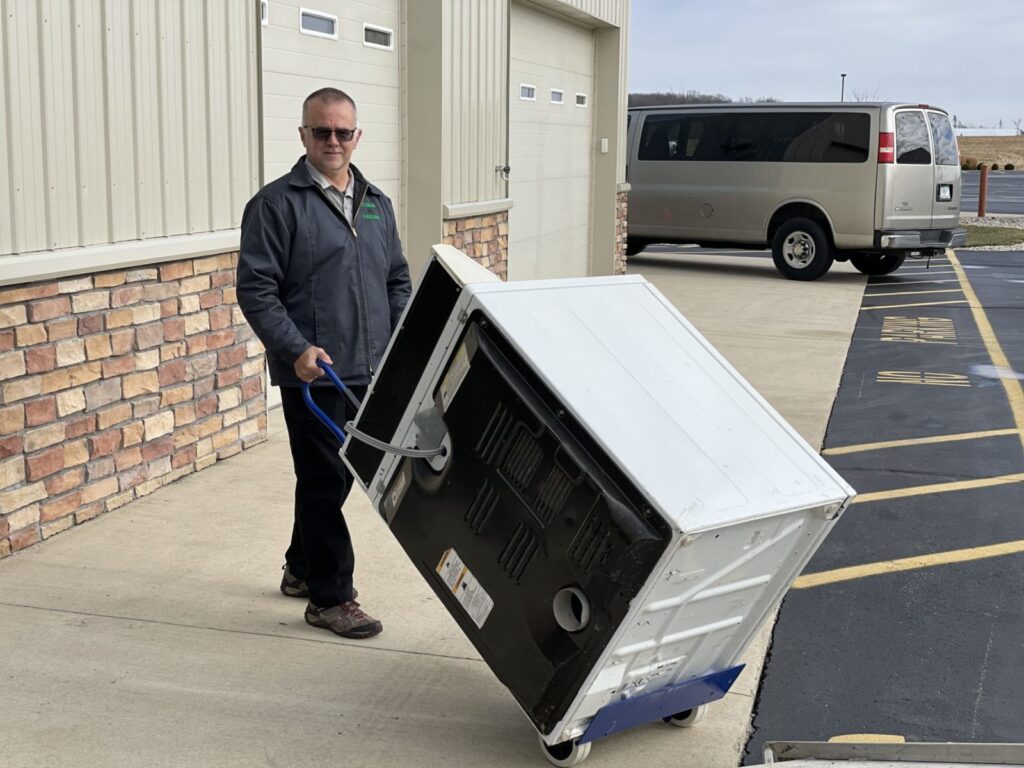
[300,98,361,180]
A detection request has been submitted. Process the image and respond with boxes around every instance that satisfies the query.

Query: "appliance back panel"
[386,318,671,734]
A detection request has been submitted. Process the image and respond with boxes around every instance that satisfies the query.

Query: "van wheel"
[771,219,833,281]
[626,237,649,257]
[850,253,906,276]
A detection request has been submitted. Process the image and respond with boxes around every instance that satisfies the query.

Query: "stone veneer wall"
[442,212,508,279]
[0,252,267,557]
[615,190,628,275]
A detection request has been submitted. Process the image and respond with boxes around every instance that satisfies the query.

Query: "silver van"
[625,103,967,280]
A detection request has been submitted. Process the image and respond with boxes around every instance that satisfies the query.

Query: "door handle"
[495,164,510,181]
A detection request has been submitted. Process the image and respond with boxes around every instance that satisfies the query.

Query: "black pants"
[279,383,367,608]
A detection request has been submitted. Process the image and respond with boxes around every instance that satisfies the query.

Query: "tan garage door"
[508,2,594,280]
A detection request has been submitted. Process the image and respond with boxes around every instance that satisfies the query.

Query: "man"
[237,87,411,639]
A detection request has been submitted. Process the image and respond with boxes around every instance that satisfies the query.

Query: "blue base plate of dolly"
[579,664,745,744]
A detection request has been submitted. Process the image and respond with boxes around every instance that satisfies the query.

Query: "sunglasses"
[304,126,358,142]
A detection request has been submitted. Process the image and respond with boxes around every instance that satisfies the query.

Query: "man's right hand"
[294,346,333,383]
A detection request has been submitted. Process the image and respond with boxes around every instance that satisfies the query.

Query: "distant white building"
[956,128,1020,137]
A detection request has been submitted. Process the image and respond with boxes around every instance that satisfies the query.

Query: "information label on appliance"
[439,343,470,412]
[435,547,494,629]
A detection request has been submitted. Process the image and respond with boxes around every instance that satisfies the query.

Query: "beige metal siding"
[442,0,508,206]
[261,0,400,203]
[0,0,259,260]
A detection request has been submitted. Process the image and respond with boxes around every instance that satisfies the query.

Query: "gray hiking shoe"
[280,565,309,598]
[305,600,382,639]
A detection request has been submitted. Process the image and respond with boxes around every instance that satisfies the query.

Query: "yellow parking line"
[949,250,1024,453]
[861,300,968,310]
[864,288,963,298]
[792,539,1024,589]
[852,473,1024,504]
[868,279,960,287]
[893,269,956,274]
[823,428,1019,456]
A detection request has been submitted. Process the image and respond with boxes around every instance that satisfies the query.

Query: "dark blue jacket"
[237,158,411,387]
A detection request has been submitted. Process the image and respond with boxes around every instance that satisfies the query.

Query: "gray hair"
[301,87,358,123]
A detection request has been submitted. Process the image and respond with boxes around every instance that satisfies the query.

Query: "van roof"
[628,102,949,115]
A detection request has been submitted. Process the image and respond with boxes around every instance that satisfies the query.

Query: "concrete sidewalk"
[0,253,865,768]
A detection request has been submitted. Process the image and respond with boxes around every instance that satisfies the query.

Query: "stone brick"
[85,378,122,411]
[136,323,164,350]
[74,503,104,523]
[25,345,56,373]
[118,465,148,491]
[72,291,110,313]
[208,307,231,330]
[207,330,235,350]
[10,526,41,551]
[217,345,246,369]
[160,342,187,362]
[216,367,242,388]
[114,446,142,471]
[0,538,9,557]
[110,329,135,355]
[106,490,135,511]
[94,270,127,288]
[0,305,29,329]
[144,411,175,441]
[110,285,144,307]
[106,308,135,329]
[158,359,187,387]
[196,393,218,418]
[144,282,178,302]
[85,334,113,360]
[222,405,246,427]
[184,311,209,335]
[42,515,75,538]
[15,323,47,346]
[0,435,22,459]
[97,402,132,430]
[180,276,211,295]
[123,371,159,398]
[147,455,172,479]
[194,255,220,274]
[195,454,217,471]
[0,351,26,380]
[231,307,246,326]
[26,445,65,481]
[56,339,86,367]
[186,334,209,354]
[24,396,56,426]
[195,436,213,456]
[217,387,242,411]
[87,456,115,480]
[187,354,217,381]
[56,388,86,417]
[194,376,215,398]
[45,467,85,495]
[217,442,242,460]
[173,402,196,426]
[65,413,96,439]
[46,317,78,340]
[199,289,221,309]
[78,314,104,335]
[58,277,92,294]
[212,426,239,450]
[69,362,103,387]
[0,482,47,515]
[63,439,89,467]
[126,268,158,283]
[0,455,25,488]
[24,422,65,451]
[246,400,263,417]
[89,429,123,458]
[102,355,135,378]
[29,296,71,322]
[211,270,233,288]
[238,417,261,440]
[0,404,25,435]
[2,375,42,402]
[194,416,222,440]
[172,444,197,469]
[133,304,161,324]
[160,299,177,318]
[122,421,145,447]
[134,477,162,498]
[81,476,119,504]
[222,286,237,303]
[0,283,58,304]
[133,395,161,418]
[159,261,193,281]
[135,350,160,370]
[163,317,185,341]
[160,383,193,407]
[141,436,174,462]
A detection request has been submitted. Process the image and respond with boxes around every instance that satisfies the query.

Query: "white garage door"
[508,2,594,280]
[260,0,399,407]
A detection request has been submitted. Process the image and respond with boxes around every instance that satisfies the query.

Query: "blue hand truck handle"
[301,359,355,444]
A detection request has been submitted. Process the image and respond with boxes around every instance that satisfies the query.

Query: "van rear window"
[927,113,958,166]
[637,112,870,163]
[895,111,932,165]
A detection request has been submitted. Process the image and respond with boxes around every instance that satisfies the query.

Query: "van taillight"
[878,132,894,164]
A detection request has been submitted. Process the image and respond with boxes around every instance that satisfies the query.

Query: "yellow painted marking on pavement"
[862,299,968,310]
[949,249,1024,453]
[851,473,1024,504]
[880,315,957,344]
[793,539,1024,589]
[864,288,963,298]
[876,370,970,387]
[891,269,956,275]
[829,734,906,744]
[823,428,1018,456]
[869,279,959,287]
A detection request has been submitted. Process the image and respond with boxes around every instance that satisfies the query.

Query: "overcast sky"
[629,0,1022,128]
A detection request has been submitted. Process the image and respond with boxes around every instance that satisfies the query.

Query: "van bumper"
[876,228,967,250]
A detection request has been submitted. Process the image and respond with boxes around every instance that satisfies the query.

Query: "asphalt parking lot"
[960,170,1024,215]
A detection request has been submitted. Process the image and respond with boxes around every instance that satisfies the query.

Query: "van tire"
[626,237,648,257]
[771,219,834,280]
[850,253,906,276]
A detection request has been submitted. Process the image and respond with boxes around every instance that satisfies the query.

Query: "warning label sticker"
[435,548,494,629]
[439,343,471,412]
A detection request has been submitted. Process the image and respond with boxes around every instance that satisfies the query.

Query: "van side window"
[927,113,958,166]
[638,115,684,160]
[895,111,932,165]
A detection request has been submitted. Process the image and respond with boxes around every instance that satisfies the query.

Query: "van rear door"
[926,110,961,229]
[887,109,935,230]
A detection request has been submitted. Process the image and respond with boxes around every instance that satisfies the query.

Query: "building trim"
[617,182,631,193]
[443,198,514,219]
[0,231,241,288]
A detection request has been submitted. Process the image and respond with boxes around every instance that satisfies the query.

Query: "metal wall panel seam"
[69,0,86,247]
[37,0,55,250]
[128,0,144,239]
[179,0,192,234]
[1,0,18,253]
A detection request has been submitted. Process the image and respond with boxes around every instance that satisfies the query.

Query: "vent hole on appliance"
[552,586,590,633]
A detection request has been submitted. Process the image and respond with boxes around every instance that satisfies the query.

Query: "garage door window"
[575,93,588,108]
[550,89,564,104]
[300,8,338,39]
[520,84,536,101]
[363,23,394,50]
